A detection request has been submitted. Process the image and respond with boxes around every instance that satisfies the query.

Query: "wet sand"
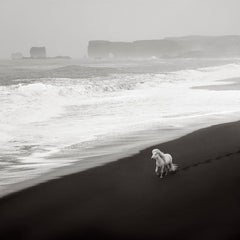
[0,121,240,240]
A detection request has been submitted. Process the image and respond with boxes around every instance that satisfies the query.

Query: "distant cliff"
[30,47,47,58]
[88,36,240,59]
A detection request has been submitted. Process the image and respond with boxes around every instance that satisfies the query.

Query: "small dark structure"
[30,47,47,59]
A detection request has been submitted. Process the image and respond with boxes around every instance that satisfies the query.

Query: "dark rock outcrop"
[30,47,47,59]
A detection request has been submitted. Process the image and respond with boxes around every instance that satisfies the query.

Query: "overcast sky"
[1,0,240,58]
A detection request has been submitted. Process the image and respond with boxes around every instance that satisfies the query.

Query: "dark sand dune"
[0,121,240,240]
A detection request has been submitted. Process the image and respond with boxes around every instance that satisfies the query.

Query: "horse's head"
[151,149,161,160]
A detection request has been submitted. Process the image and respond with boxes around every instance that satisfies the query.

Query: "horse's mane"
[152,149,165,158]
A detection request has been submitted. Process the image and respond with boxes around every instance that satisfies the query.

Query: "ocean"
[1,58,240,196]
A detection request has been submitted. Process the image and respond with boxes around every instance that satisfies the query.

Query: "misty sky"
[1,0,240,58]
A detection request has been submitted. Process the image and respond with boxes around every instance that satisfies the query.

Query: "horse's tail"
[170,163,178,172]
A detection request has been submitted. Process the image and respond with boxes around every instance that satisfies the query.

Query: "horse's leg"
[164,164,169,176]
[160,166,164,178]
[155,166,159,176]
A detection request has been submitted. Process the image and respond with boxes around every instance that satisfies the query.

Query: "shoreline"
[0,120,240,239]
[1,113,240,199]
[1,59,240,199]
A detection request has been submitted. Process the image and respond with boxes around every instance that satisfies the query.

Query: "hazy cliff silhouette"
[88,36,240,59]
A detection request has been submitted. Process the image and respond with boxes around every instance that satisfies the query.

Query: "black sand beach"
[0,121,240,240]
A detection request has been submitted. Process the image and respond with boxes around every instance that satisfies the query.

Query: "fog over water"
[1,0,240,58]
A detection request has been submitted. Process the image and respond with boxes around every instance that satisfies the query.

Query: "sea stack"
[30,47,47,59]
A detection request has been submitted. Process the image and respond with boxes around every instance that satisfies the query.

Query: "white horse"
[151,149,178,178]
